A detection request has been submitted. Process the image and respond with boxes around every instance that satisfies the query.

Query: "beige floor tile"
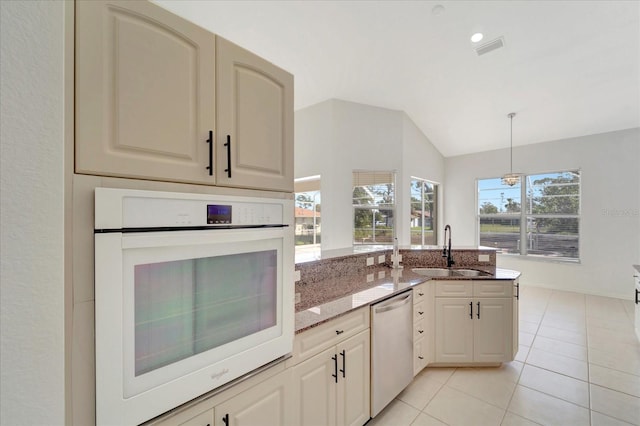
[531,335,588,361]
[397,370,445,410]
[526,348,589,381]
[368,399,420,426]
[501,412,542,426]
[518,364,589,408]
[514,345,530,363]
[519,311,543,325]
[519,331,535,347]
[591,410,635,426]
[540,316,586,333]
[410,412,448,426]
[589,325,640,348]
[590,384,640,425]
[519,321,539,335]
[590,364,640,397]
[507,385,590,426]
[536,325,587,346]
[424,385,505,426]
[589,346,640,377]
[419,367,456,384]
[470,361,524,384]
[587,315,636,333]
[447,367,517,409]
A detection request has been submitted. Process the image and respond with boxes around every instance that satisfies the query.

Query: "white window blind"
[353,170,396,245]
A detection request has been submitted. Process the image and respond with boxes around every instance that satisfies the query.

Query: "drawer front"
[474,280,511,297]
[434,281,473,297]
[288,307,369,366]
[413,283,428,304]
[414,336,428,376]
[413,317,427,341]
[414,299,427,323]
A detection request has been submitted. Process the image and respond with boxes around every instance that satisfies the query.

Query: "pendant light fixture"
[501,112,521,187]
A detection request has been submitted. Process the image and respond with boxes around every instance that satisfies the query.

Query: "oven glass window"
[134,250,277,376]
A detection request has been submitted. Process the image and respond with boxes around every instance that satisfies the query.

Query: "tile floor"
[367,286,640,426]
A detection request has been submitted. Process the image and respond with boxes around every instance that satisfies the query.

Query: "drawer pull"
[418,330,424,334]
[469,301,473,319]
[340,349,346,378]
[636,288,639,305]
[418,356,424,360]
[418,311,424,315]
[224,134,232,178]
[418,292,424,296]
[331,354,338,383]
[222,414,229,426]
[205,130,213,176]
[336,329,344,335]
[477,301,481,319]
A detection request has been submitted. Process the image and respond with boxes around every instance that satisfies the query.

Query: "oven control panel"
[207,204,232,224]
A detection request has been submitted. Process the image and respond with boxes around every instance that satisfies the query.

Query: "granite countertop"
[294,266,521,333]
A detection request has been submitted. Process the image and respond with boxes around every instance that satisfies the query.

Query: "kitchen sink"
[411,268,457,277]
[411,268,492,278]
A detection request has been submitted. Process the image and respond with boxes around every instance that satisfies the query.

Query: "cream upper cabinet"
[75,0,216,185]
[76,1,293,192]
[216,37,294,192]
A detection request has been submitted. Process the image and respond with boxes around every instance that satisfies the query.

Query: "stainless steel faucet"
[442,224,455,267]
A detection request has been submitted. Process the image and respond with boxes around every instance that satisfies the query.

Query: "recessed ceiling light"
[431,5,445,15]
[471,33,484,43]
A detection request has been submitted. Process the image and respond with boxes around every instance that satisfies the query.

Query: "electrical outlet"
[366,257,374,266]
[295,293,301,304]
[478,254,490,262]
[378,255,385,264]
[294,270,301,281]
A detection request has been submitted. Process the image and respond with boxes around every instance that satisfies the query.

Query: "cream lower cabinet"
[214,369,293,426]
[291,330,370,426]
[434,280,515,364]
[412,282,431,375]
[75,0,293,192]
[288,307,371,426]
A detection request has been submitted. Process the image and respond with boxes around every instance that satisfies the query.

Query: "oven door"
[95,226,293,425]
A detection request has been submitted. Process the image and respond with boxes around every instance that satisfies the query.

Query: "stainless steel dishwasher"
[371,289,414,417]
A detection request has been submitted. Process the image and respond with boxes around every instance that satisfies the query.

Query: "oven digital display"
[207,204,232,224]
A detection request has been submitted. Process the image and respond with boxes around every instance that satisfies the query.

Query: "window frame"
[477,169,581,262]
[352,170,397,246]
[410,177,439,246]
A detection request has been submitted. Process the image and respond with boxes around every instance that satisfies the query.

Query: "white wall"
[445,128,640,299]
[295,99,445,250]
[0,1,66,424]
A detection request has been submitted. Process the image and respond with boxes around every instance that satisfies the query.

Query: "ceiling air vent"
[475,37,505,56]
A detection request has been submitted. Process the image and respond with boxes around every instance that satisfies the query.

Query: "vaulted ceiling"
[154,0,640,157]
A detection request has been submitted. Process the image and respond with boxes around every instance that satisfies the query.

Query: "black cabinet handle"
[418,311,424,315]
[477,301,480,319]
[636,288,639,305]
[340,350,346,378]
[331,354,338,383]
[205,130,213,176]
[418,292,424,296]
[469,301,473,319]
[336,330,344,335]
[222,413,229,426]
[224,135,232,178]
[418,330,424,334]
[515,282,520,300]
[418,356,424,360]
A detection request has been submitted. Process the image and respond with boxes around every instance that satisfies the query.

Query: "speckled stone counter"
[294,265,521,333]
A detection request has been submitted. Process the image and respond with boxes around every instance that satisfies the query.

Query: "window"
[478,170,580,260]
[353,171,396,245]
[410,178,438,245]
[294,176,321,258]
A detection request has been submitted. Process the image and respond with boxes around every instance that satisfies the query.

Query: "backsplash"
[294,248,496,311]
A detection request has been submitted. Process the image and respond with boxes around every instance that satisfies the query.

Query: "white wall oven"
[94,188,294,425]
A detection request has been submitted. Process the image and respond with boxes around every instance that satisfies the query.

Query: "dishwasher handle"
[373,291,412,314]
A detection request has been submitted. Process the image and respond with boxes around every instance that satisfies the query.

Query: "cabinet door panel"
[76,0,215,184]
[215,370,292,426]
[474,298,512,363]
[216,37,293,192]
[435,298,473,363]
[291,347,337,426]
[337,331,370,426]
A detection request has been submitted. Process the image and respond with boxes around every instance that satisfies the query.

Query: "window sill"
[497,252,581,265]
